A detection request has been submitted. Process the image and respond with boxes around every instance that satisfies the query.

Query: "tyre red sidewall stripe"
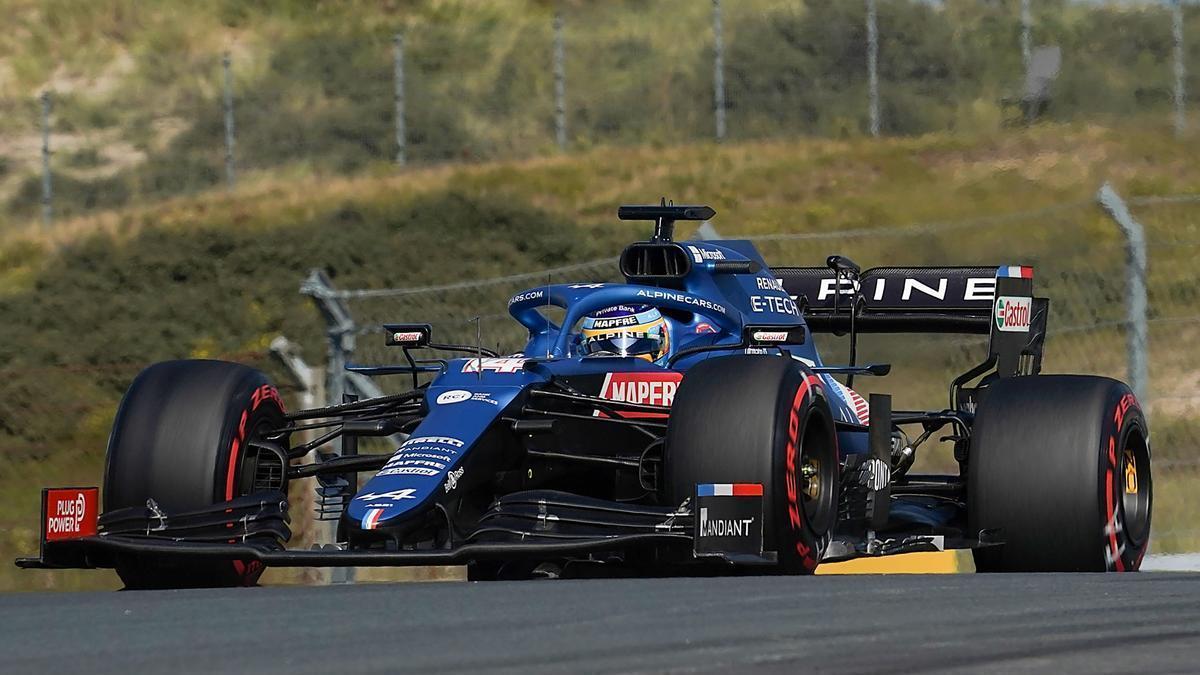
[225,410,250,501]
[224,384,286,502]
[224,384,284,585]
[1103,392,1140,572]
[1105,436,1123,572]
[785,373,824,571]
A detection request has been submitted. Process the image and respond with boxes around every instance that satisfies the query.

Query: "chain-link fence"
[307,191,1200,554]
[3,1,1198,227]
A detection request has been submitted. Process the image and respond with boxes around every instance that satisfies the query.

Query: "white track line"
[1141,553,1200,572]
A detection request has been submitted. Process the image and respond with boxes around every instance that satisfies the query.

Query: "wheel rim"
[1119,430,1152,549]
[798,409,838,534]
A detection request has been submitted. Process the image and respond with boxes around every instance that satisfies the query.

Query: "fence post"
[393,32,407,166]
[40,91,52,228]
[712,0,727,142]
[1096,183,1149,406]
[301,269,357,409]
[1021,0,1032,79]
[1173,0,1187,138]
[866,0,880,137]
[1020,0,1036,125]
[553,6,567,151]
[222,52,236,189]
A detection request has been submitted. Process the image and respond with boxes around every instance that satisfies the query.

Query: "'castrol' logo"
[994,295,1032,333]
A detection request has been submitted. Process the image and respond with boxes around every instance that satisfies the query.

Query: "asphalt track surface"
[2,573,1199,674]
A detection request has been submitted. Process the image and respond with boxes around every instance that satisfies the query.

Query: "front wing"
[15,485,987,573]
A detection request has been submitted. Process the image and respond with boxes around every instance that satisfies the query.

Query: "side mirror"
[826,255,861,279]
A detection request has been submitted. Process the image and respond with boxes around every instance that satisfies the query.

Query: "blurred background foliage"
[0,0,1196,222]
[1,0,1199,589]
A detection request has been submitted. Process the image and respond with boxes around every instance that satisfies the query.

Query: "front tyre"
[968,375,1152,572]
[104,360,289,589]
[665,355,839,574]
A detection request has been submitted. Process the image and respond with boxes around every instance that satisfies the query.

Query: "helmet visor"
[581,331,663,358]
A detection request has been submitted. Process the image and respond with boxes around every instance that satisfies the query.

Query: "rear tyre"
[665,355,839,574]
[104,359,288,589]
[968,375,1151,572]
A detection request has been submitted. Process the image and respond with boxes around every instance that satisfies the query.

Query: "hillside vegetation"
[4,122,1199,387]
[2,122,1199,590]
[0,0,1197,223]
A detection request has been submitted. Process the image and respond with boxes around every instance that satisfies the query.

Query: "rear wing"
[772,264,1048,377]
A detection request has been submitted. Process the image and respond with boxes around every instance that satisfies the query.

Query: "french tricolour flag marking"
[362,508,384,530]
[997,265,1034,279]
[697,483,764,497]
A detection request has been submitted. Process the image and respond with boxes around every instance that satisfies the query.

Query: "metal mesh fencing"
[320,196,1200,552]
[340,257,618,367]
[1124,195,1200,551]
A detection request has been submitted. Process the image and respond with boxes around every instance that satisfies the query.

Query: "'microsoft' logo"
[994,295,1032,332]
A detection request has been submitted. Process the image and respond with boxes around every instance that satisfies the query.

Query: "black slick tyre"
[665,355,839,574]
[103,359,288,589]
[968,375,1151,572]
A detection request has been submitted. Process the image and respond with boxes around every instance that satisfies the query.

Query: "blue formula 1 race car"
[18,204,1153,588]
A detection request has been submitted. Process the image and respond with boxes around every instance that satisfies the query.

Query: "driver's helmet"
[579,304,671,366]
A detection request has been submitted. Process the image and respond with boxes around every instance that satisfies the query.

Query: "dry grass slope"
[1,122,1198,591]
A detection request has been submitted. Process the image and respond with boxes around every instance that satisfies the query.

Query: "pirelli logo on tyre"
[993,295,1032,333]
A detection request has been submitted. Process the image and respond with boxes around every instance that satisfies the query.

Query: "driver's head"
[579,304,671,366]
